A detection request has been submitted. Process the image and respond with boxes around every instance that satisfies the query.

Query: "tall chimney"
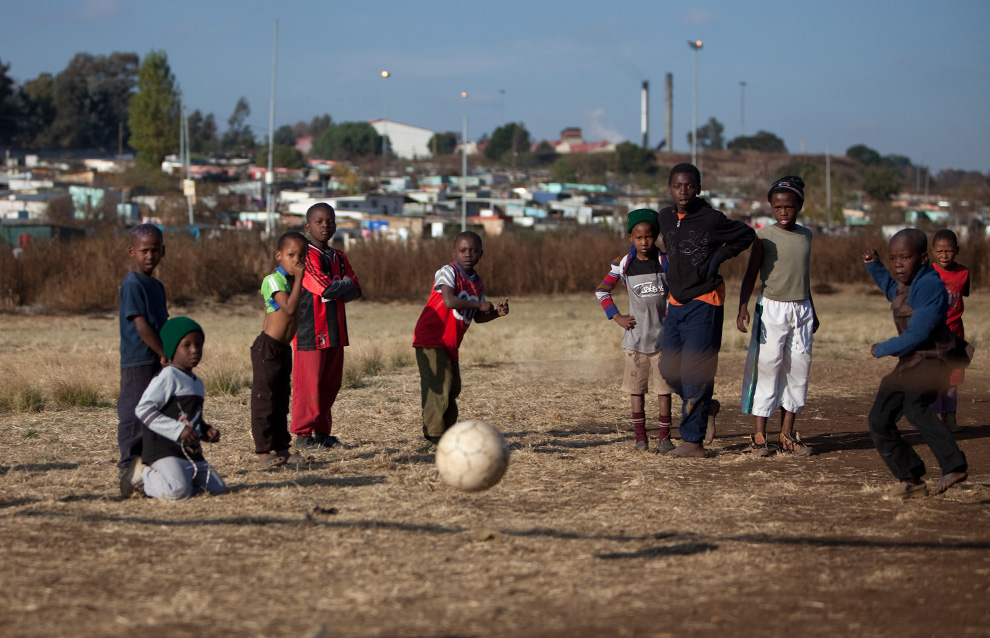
[641,81,649,148]
[665,73,673,153]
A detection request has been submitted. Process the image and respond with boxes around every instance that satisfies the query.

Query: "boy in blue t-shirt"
[118,224,168,497]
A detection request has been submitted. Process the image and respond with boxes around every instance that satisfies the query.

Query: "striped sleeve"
[595,256,625,319]
[135,369,185,442]
[433,265,456,291]
[302,245,334,295]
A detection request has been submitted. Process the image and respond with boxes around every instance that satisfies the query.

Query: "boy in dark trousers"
[117,224,168,496]
[292,203,361,451]
[413,232,509,444]
[657,163,755,457]
[863,229,970,500]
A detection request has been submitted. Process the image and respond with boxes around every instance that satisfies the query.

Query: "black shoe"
[119,457,145,498]
[294,433,343,451]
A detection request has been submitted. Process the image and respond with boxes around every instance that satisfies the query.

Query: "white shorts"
[740,297,814,417]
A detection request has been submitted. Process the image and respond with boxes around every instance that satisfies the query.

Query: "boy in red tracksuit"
[292,203,361,451]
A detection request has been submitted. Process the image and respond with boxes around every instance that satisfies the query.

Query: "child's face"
[276,237,307,272]
[770,192,801,230]
[668,172,699,210]
[932,238,959,269]
[888,236,927,285]
[306,208,336,245]
[453,236,483,273]
[170,331,204,372]
[629,222,658,260]
[129,234,164,277]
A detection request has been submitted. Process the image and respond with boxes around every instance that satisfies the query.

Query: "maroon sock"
[632,412,646,442]
[657,415,672,441]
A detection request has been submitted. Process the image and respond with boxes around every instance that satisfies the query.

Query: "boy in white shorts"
[596,209,675,452]
[737,176,819,456]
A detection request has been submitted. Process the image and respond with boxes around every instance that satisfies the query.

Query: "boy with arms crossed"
[293,203,361,451]
[118,224,168,496]
[413,232,509,445]
[863,229,969,500]
[251,231,313,468]
[658,163,755,457]
[737,177,819,456]
[596,208,674,452]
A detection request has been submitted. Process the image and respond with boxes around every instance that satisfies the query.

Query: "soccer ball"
[435,419,510,492]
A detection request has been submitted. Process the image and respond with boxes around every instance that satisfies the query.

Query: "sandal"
[750,432,771,457]
[257,453,288,469]
[779,431,813,456]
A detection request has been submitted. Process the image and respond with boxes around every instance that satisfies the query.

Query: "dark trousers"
[117,362,161,471]
[250,332,294,454]
[868,362,967,482]
[416,347,461,439]
[659,300,723,443]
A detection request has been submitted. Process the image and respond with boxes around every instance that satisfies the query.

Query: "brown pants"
[250,332,293,454]
[416,347,461,439]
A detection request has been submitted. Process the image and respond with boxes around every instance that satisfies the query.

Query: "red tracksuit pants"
[291,347,344,436]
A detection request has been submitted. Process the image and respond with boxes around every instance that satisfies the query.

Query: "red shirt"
[412,263,485,361]
[933,263,969,329]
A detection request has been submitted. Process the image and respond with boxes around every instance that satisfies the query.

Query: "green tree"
[615,141,655,174]
[187,110,218,154]
[485,122,531,162]
[221,97,254,154]
[309,114,332,139]
[274,124,296,146]
[48,52,139,149]
[727,130,788,153]
[310,121,381,160]
[551,156,578,182]
[0,58,18,145]
[128,50,180,167]
[862,166,901,201]
[428,131,458,155]
[258,144,305,169]
[19,73,56,147]
[687,117,724,151]
[846,144,881,166]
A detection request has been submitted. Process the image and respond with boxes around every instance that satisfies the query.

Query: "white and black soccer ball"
[435,419,510,492]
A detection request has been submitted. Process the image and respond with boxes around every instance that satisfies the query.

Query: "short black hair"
[131,223,163,244]
[278,231,307,250]
[668,163,701,187]
[455,231,482,249]
[306,202,335,222]
[890,228,927,254]
[932,229,958,248]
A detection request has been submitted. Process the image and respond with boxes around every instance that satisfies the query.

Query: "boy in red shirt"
[931,229,969,433]
[413,232,509,444]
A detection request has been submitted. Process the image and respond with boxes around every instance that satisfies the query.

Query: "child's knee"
[158,483,194,501]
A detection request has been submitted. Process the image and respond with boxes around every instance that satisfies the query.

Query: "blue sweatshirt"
[864,261,948,359]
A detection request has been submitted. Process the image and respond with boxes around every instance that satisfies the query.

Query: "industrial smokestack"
[641,81,649,148]
[665,73,673,153]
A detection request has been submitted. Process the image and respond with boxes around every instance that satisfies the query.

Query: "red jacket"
[295,242,360,350]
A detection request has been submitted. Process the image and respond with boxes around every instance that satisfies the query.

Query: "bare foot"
[668,441,706,458]
[932,471,967,495]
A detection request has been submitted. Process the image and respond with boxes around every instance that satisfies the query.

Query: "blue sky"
[3,0,989,172]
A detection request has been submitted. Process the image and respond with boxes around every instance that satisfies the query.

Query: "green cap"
[627,208,659,234]
[159,317,204,360]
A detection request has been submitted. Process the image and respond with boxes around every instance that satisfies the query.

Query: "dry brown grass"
[0,293,988,637]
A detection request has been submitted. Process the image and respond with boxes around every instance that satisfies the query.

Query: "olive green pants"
[415,347,461,439]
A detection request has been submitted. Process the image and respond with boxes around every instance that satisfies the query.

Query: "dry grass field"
[1,288,988,638]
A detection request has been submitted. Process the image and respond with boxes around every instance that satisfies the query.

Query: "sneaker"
[750,433,771,457]
[294,433,343,451]
[656,437,676,454]
[119,457,145,498]
[634,440,648,451]
[704,399,720,445]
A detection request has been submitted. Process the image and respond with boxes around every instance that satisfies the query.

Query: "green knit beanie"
[159,317,204,360]
[627,208,659,234]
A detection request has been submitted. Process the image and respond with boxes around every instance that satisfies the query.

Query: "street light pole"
[739,81,746,137]
[687,40,703,167]
[380,70,390,189]
[460,92,468,232]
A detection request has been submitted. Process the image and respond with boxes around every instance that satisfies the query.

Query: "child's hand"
[204,427,221,443]
[496,298,509,316]
[812,314,820,334]
[863,249,879,263]
[290,259,306,278]
[613,314,636,330]
[179,425,198,443]
[736,306,751,333]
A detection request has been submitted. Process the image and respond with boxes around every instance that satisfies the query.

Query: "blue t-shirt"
[119,271,168,368]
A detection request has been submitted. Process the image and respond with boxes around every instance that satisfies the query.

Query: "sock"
[657,415,672,441]
[632,412,646,442]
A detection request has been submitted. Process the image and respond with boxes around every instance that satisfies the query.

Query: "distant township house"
[543,127,616,154]
[368,119,435,159]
